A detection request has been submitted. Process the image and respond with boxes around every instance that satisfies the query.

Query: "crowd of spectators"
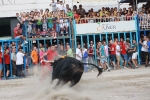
[14,0,150,44]
[1,1,150,80]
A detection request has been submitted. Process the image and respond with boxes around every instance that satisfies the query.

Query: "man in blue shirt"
[99,42,111,71]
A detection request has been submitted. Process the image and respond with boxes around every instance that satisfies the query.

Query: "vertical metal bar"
[133,32,135,40]
[73,20,77,51]
[63,38,65,50]
[99,34,101,41]
[37,40,40,52]
[44,39,46,49]
[9,41,13,78]
[118,32,120,41]
[81,35,83,48]
[2,42,6,79]
[87,35,89,48]
[130,32,133,46]
[144,30,146,36]
[124,32,126,41]
[112,33,114,41]
[93,35,97,65]
[106,33,108,45]
[135,15,140,65]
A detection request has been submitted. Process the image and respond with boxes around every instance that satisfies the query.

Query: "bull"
[51,57,103,87]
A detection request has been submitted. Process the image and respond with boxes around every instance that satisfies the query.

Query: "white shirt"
[57,4,63,10]
[16,52,25,65]
[116,45,120,56]
[141,41,148,52]
[76,48,82,61]
[104,45,109,57]
[50,2,57,11]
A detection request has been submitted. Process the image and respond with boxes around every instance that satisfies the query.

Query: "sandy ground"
[0,66,150,100]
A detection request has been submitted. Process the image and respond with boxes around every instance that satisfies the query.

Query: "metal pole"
[136,0,138,13]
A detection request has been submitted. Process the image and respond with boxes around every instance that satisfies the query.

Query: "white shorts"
[132,52,138,59]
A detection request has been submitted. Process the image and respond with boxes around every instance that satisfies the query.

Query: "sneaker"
[124,67,128,69]
[107,68,111,72]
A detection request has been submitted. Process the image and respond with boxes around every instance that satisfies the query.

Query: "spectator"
[31,47,38,65]
[4,49,10,79]
[14,23,28,46]
[0,47,3,80]
[109,40,116,70]
[77,4,86,18]
[58,45,66,56]
[120,40,128,69]
[76,44,82,61]
[43,45,62,63]
[88,43,94,72]
[16,48,25,78]
[11,48,17,77]
[131,40,138,68]
[82,44,88,72]
[116,41,121,69]
[66,45,73,57]
[139,36,148,67]
[50,0,57,12]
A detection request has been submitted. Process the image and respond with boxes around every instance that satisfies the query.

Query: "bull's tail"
[82,63,103,77]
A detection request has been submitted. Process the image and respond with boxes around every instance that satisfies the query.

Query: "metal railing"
[76,16,135,24]
[139,14,150,30]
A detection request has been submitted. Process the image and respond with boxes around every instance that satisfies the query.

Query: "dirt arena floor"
[0,66,150,100]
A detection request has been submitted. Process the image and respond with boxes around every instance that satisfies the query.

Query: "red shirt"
[88,47,94,57]
[121,44,126,54]
[0,52,2,63]
[110,44,116,55]
[14,27,22,38]
[47,50,58,61]
[74,14,80,19]
[4,54,10,64]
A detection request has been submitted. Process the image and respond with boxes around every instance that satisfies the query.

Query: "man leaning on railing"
[14,23,28,46]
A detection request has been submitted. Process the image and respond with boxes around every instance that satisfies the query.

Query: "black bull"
[51,57,103,87]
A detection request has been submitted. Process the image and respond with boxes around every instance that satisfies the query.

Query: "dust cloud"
[0,66,150,100]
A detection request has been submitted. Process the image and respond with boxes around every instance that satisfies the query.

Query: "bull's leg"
[61,79,69,86]
[69,72,83,87]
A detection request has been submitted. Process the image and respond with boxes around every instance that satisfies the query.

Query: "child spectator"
[42,15,47,31]
[47,15,54,29]
[36,28,41,38]
[63,19,69,35]
[31,28,37,43]
[56,19,60,35]
[51,28,57,38]
[41,28,47,37]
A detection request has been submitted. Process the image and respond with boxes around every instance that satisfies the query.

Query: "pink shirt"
[39,51,44,58]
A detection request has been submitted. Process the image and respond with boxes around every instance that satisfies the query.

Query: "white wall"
[0,0,145,18]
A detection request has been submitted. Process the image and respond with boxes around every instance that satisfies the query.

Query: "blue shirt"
[148,41,150,52]
[100,45,105,56]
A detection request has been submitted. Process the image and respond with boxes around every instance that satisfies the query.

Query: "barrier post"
[135,16,140,65]
[9,41,13,78]
[2,42,6,79]
[130,32,133,46]
[93,34,97,65]
[73,20,77,52]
